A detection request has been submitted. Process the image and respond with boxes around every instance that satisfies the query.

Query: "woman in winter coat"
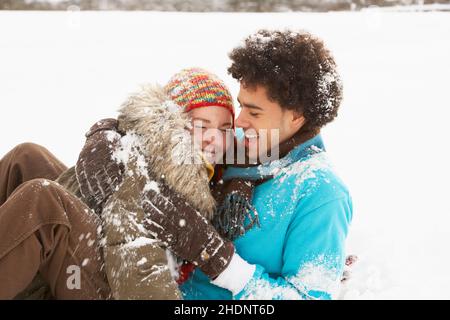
[57,68,238,299]
[0,68,237,300]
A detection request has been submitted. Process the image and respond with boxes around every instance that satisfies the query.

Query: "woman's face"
[188,106,234,165]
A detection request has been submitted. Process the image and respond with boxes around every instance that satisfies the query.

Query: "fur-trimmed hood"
[116,84,216,218]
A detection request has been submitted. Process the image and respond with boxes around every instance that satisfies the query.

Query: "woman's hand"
[76,118,124,213]
[142,180,235,280]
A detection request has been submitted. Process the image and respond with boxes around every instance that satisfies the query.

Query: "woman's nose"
[202,129,218,145]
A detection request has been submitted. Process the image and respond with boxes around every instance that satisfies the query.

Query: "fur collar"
[117,84,215,218]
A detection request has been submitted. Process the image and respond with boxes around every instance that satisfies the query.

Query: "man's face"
[235,84,305,162]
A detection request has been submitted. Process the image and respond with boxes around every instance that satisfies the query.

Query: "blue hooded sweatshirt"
[181,134,353,300]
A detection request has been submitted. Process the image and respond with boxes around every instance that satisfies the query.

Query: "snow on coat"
[99,84,216,299]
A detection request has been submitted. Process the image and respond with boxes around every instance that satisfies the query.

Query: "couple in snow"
[0,29,352,300]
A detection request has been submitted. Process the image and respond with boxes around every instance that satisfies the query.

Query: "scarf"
[212,127,320,241]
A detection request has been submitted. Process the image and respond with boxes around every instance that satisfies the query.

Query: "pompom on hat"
[164,68,235,121]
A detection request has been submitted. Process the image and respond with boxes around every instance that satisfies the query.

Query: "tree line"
[1,0,449,11]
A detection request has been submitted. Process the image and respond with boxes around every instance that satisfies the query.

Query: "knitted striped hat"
[165,68,235,120]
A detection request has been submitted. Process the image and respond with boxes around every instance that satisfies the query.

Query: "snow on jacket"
[59,84,216,299]
[181,134,353,300]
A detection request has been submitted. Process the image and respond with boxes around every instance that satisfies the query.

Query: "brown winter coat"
[58,84,216,300]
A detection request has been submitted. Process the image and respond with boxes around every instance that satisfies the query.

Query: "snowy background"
[1,9,450,299]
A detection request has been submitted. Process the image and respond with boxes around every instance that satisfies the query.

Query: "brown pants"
[0,143,111,300]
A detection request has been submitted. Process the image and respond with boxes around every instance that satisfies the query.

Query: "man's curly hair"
[228,30,343,131]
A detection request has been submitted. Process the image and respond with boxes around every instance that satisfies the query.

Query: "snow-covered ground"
[1,10,450,299]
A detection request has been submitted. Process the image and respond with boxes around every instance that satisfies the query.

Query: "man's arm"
[213,197,352,300]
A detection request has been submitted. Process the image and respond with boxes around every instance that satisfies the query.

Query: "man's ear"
[292,111,306,131]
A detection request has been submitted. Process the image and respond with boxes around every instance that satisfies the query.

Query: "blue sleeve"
[234,196,352,300]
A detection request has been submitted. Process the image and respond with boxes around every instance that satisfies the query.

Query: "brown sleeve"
[101,161,182,300]
[142,177,235,280]
[75,119,125,214]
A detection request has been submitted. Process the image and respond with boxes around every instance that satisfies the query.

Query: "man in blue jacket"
[147,29,353,300]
